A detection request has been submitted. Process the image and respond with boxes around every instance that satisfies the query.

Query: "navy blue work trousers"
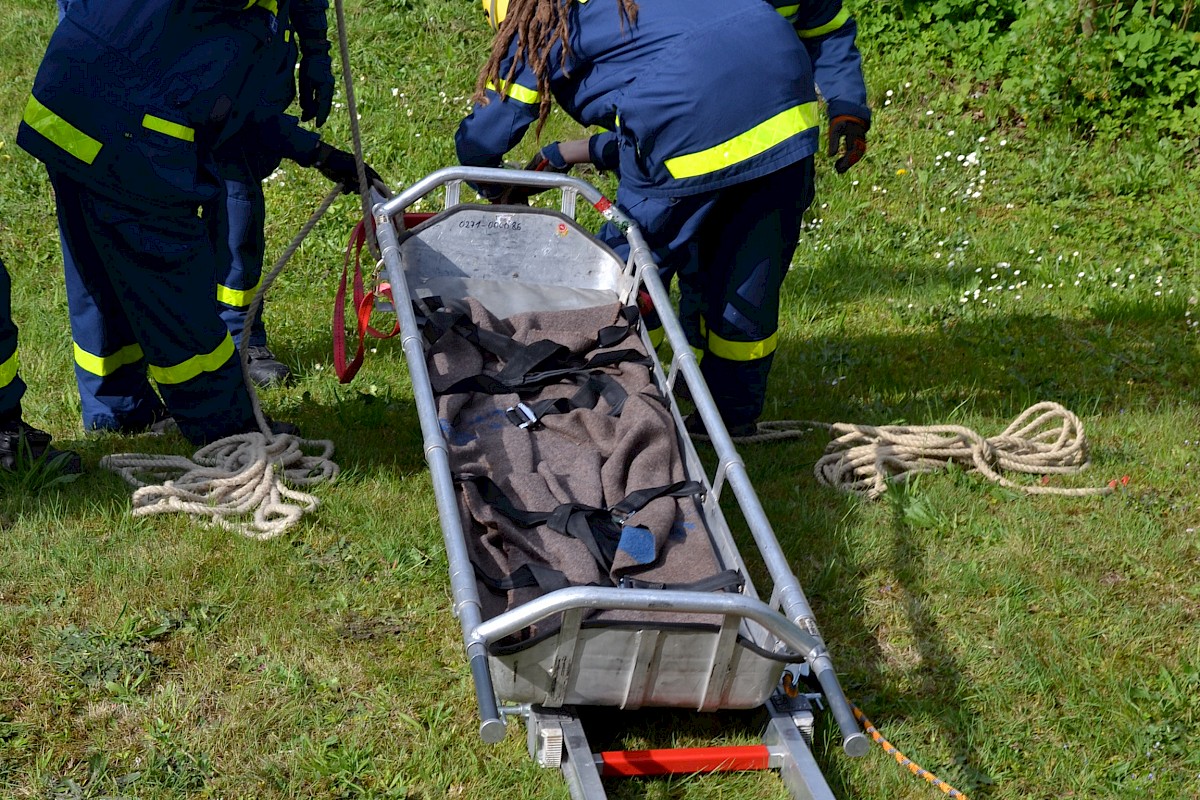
[601,157,815,427]
[0,259,25,421]
[52,171,256,444]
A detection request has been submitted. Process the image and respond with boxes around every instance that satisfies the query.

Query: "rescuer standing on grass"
[208,0,340,388]
[0,259,81,473]
[23,0,382,444]
[456,0,870,437]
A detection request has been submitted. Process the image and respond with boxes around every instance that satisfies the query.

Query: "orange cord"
[852,704,971,800]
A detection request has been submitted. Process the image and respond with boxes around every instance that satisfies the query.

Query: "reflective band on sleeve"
[775,3,800,19]
[22,95,103,165]
[73,342,144,377]
[142,114,195,143]
[796,6,850,38]
[0,350,17,389]
[147,334,235,385]
[216,278,263,309]
[664,102,818,180]
[705,327,777,362]
[486,79,540,105]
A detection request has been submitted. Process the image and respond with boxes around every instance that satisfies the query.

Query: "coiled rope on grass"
[708,402,1115,500]
[100,433,338,541]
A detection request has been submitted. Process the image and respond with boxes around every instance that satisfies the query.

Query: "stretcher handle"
[470,651,506,744]
[810,655,870,757]
[469,587,866,756]
[374,166,621,222]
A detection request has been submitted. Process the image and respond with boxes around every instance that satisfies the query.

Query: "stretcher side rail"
[371,170,867,757]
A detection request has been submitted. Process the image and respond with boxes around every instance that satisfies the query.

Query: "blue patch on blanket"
[668,520,695,542]
[617,525,657,565]
[441,408,508,446]
[439,418,476,446]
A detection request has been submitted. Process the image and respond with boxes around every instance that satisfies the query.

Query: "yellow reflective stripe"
[796,7,850,38]
[216,279,262,308]
[22,95,103,165]
[73,342,144,377]
[486,79,540,105]
[705,328,777,362]
[690,345,705,365]
[775,4,800,19]
[142,114,195,143]
[664,102,818,180]
[284,29,292,42]
[244,0,278,12]
[0,349,17,389]
[148,334,235,386]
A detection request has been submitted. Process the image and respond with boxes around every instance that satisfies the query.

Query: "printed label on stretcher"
[458,216,523,231]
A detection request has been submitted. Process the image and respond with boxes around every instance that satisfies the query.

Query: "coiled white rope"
[101,433,338,540]
[704,402,1115,500]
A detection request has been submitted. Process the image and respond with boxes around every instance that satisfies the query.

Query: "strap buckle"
[505,402,541,430]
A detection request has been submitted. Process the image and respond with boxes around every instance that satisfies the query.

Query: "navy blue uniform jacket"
[18,0,285,207]
[457,0,869,198]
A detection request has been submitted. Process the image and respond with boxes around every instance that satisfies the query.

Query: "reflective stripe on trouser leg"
[211,175,268,347]
[57,198,165,432]
[49,171,254,444]
[0,259,26,420]
[695,157,814,426]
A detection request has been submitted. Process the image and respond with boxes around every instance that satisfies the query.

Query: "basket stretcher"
[372,168,866,799]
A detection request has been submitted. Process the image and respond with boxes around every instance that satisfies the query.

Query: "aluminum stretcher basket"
[372,167,866,800]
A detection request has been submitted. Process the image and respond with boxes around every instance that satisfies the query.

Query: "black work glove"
[522,141,571,174]
[312,142,387,195]
[298,53,335,127]
[494,142,571,204]
[828,115,868,174]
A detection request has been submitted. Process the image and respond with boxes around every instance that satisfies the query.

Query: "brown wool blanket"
[426,298,727,640]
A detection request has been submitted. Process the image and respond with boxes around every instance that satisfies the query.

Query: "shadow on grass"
[772,310,1196,426]
[724,308,1196,796]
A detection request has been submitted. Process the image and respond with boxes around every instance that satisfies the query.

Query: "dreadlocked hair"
[474,0,638,140]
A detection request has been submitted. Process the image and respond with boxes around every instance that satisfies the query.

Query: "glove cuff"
[305,141,334,169]
[830,115,868,130]
[827,103,871,129]
[540,142,568,170]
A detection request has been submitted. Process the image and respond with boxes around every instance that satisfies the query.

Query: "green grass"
[3,1,1200,798]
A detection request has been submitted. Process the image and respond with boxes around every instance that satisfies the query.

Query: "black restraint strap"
[618,569,745,593]
[505,372,629,429]
[419,299,648,396]
[474,561,573,594]
[460,475,704,574]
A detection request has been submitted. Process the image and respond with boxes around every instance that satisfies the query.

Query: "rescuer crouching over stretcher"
[456,0,870,437]
[20,0,382,445]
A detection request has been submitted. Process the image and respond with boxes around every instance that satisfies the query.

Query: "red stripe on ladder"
[600,745,771,777]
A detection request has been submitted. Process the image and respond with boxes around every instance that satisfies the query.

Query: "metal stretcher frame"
[372,167,866,799]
